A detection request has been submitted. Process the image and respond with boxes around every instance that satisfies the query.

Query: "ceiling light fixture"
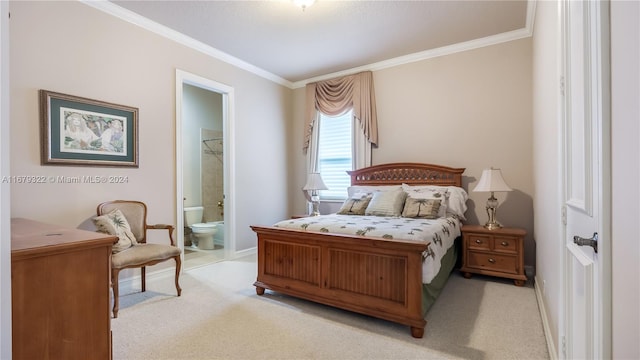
[292,0,315,11]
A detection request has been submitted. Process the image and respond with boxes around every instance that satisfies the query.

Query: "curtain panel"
[303,71,378,153]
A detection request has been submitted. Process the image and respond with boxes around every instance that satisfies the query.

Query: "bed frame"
[251,163,465,338]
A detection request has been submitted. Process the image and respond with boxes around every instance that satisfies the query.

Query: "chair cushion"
[111,243,181,268]
[93,209,138,253]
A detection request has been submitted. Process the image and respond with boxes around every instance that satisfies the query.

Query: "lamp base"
[483,222,503,230]
[309,199,321,216]
[484,192,503,230]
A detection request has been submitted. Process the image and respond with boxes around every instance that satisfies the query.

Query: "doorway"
[175,69,235,269]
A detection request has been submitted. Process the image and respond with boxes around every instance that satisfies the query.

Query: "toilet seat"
[191,223,217,234]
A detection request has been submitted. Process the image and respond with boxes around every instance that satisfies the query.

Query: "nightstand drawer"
[493,236,518,254]
[467,234,491,250]
[466,251,517,274]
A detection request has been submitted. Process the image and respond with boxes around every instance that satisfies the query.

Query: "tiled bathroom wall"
[201,129,224,222]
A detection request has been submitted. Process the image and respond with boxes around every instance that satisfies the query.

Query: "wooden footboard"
[251,225,429,338]
[252,162,466,338]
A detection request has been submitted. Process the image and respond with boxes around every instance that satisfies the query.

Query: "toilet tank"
[184,206,204,226]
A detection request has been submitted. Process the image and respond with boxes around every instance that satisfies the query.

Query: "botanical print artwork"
[60,107,127,156]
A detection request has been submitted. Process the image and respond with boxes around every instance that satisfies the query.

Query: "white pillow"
[364,189,407,217]
[443,186,469,220]
[347,185,402,198]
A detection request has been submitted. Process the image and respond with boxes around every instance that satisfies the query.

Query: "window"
[317,110,353,200]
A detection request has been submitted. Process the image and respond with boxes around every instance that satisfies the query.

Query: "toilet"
[184,206,217,250]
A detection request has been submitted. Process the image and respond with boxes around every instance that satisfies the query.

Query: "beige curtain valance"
[303,71,378,152]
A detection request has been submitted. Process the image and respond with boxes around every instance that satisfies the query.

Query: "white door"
[562,0,611,359]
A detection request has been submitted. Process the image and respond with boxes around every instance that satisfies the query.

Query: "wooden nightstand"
[460,225,527,286]
[291,214,310,219]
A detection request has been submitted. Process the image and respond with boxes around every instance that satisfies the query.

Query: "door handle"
[573,232,598,253]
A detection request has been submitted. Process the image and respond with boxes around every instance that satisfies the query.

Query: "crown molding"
[292,27,532,88]
[82,0,536,91]
[81,0,293,88]
[292,0,536,88]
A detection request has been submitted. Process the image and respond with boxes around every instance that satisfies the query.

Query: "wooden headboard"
[347,163,465,188]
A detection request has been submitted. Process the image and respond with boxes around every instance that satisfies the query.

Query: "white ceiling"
[106,0,531,86]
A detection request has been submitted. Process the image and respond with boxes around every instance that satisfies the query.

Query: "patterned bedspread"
[273,214,461,284]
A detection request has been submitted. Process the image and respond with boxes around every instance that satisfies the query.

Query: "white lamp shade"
[473,168,512,192]
[303,173,328,191]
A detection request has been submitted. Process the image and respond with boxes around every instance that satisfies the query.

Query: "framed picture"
[40,90,139,167]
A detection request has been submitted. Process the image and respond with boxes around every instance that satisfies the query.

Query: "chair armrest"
[146,224,176,246]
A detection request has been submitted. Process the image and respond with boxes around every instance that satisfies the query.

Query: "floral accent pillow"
[402,198,442,219]
[93,209,138,253]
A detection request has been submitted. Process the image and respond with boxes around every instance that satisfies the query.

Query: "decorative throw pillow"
[402,197,442,219]
[402,185,449,218]
[364,189,407,217]
[401,184,469,219]
[93,209,138,253]
[337,193,372,215]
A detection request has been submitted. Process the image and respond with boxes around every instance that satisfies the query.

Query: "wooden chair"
[97,200,182,318]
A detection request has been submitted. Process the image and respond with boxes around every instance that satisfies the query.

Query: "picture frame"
[40,90,139,167]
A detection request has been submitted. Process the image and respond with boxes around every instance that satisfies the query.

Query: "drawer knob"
[488,258,496,263]
[501,241,508,246]
[475,239,482,244]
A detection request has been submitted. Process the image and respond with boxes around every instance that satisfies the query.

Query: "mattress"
[273,214,461,284]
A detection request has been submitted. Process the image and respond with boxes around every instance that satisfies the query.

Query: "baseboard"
[117,246,258,293]
[231,246,256,259]
[534,275,558,360]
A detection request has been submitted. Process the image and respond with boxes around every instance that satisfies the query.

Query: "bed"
[251,162,466,338]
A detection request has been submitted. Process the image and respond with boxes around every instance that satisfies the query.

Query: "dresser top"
[11,218,117,256]
[461,224,526,236]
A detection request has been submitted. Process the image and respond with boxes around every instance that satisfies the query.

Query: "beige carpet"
[111,254,549,360]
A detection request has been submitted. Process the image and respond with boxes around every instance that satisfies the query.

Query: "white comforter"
[273,214,461,284]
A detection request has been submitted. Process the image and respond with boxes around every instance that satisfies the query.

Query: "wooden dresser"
[460,224,527,286]
[11,218,116,360]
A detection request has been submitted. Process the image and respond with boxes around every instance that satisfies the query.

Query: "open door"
[561,0,611,358]
[176,69,236,263]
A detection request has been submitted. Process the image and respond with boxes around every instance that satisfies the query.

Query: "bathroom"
[182,83,225,265]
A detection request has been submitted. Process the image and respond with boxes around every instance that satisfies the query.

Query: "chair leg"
[112,268,121,318]
[174,255,182,296]
[141,266,146,292]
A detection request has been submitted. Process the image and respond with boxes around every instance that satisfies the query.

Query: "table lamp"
[303,172,328,216]
[473,168,512,230]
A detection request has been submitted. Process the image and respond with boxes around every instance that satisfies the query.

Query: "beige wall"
[290,38,535,267]
[9,2,291,259]
[0,1,9,357]
[531,0,562,354]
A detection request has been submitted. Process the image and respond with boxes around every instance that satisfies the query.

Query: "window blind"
[318,110,352,200]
